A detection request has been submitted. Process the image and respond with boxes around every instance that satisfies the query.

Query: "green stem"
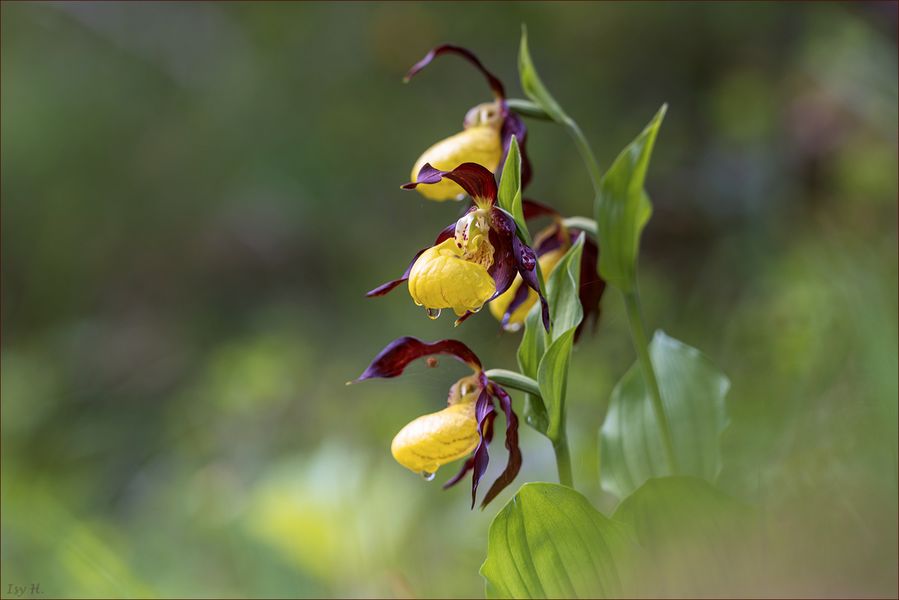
[561,216,597,237]
[505,98,553,121]
[553,436,574,488]
[483,369,541,397]
[485,368,573,487]
[623,289,678,474]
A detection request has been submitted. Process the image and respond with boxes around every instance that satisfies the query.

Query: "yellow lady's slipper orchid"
[353,337,522,508]
[404,45,533,201]
[371,163,550,330]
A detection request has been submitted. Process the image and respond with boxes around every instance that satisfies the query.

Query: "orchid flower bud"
[410,102,503,201]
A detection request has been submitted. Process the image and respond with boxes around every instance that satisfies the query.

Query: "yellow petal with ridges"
[410,125,502,201]
[408,239,496,316]
[391,402,479,475]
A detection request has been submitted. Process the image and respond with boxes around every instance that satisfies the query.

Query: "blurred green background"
[2,2,897,598]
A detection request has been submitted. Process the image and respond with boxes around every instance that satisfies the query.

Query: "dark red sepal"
[354,337,481,382]
[499,110,533,191]
[470,385,496,509]
[480,384,522,508]
[522,198,560,221]
[575,232,605,342]
[365,223,456,297]
[405,44,505,100]
[512,235,551,331]
[403,163,497,205]
[443,411,495,490]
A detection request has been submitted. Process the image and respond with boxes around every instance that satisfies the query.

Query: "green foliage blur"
[2,2,896,597]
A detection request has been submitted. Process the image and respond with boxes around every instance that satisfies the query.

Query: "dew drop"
[426,307,441,320]
[421,471,436,482]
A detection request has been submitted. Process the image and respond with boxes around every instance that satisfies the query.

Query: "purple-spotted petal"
[480,385,522,508]
[366,223,456,297]
[513,235,551,331]
[354,337,481,382]
[405,44,505,99]
[403,163,497,204]
[485,208,550,331]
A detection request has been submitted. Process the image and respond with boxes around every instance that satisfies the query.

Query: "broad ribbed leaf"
[594,105,665,292]
[481,483,638,599]
[613,477,752,596]
[599,332,730,498]
[498,136,529,244]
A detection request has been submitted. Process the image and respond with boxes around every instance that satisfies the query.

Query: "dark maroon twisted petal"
[442,410,495,490]
[470,387,497,509]
[365,223,456,297]
[501,283,533,329]
[498,110,533,191]
[576,232,605,342]
[487,216,516,300]
[404,44,505,99]
[484,208,550,331]
[354,337,481,382]
[403,163,497,204]
[512,235,551,331]
[522,198,559,221]
[480,384,522,508]
[501,222,565,326]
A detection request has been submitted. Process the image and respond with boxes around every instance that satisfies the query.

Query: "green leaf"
[516,234,584,435]
[481,483,639,599]
[517,305,549,434]
[599,331,730,499]
[594,105,666,292]
[518,26,569,124]
[497,136,530,244]
[534,236,584,439]
[612,477,752,596]
[537,328,575,441]
[545,233,584,342]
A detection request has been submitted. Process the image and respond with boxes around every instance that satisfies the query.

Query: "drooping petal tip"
[404,44,505,99]
[403,163,498,205]
[355,337,482,383]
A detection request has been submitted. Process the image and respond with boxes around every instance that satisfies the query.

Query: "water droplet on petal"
[421,471,436,482]
[426,308,441,320]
